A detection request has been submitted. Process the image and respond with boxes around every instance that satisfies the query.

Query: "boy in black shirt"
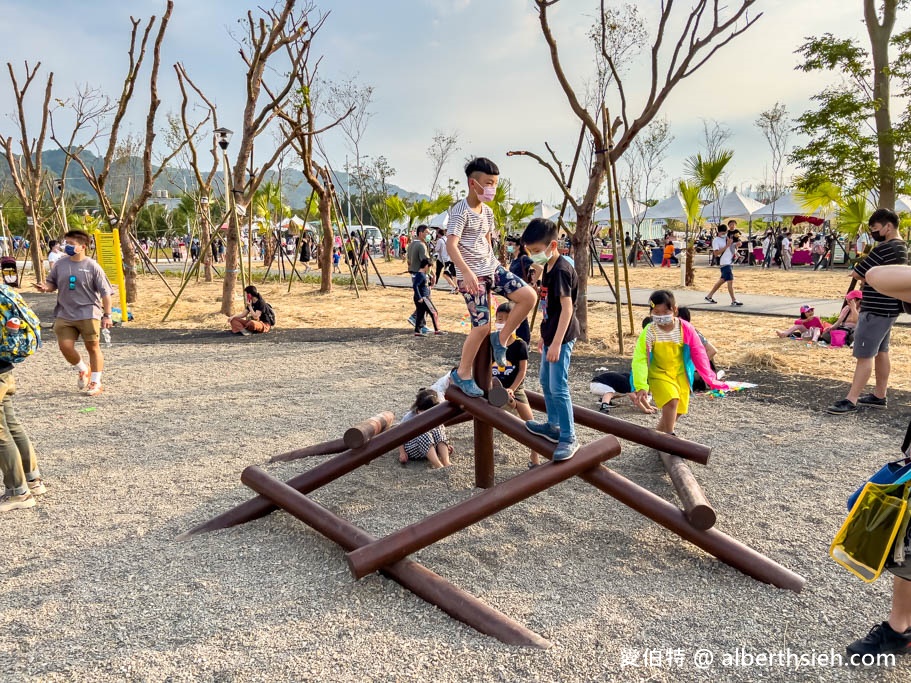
[412,259,444,336]
[491,302,541,467]
[828,208,909,414]
[521,218,580,461]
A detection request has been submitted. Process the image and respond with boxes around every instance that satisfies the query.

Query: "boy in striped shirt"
[446,158,536,397]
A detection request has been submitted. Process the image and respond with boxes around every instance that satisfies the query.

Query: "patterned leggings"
[403,426,448,460]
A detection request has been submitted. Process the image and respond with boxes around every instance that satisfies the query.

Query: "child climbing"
[632,290,727,435]
[397,388,452,469]
[491,302,542,468]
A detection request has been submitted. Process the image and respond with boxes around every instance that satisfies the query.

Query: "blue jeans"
[540,340,575,443]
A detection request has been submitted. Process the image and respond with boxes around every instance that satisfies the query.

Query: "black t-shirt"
[412,271,430,302]
[591,371,631,394]
[492,338,529,389]
[540,256,579,346]
[854,238,908,316]
[252,297,276,326]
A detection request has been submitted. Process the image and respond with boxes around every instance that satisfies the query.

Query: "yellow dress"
[647,320,690,414]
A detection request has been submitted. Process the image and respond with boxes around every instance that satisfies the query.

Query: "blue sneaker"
[489,330,508,367]
[553,440,579,462]
[407,314,416,327]
[525,420,560,444]
[449,369,484,398]
[421,326,431,335]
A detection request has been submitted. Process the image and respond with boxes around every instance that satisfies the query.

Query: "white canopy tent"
[642,193,691,221]
[895,195,911,213]
[428,210,449,228]
[704,191,765,220]
[527,201,558,221]
[592,197,646,224]
[751,192,824,218]
[547,203,578,224]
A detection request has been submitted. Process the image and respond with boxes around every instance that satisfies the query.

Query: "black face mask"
[870,229,887,242]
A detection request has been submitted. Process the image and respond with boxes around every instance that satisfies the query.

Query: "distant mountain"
[3,148,428,208]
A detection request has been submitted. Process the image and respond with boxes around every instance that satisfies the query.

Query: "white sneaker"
[28,479,47,496]
[77,370,90,390]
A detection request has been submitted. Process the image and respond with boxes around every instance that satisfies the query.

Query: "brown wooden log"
[176,401,462,540]
[577,465,806,593]
[443,412,473,428]
[343,411,395,450]
[473,341,495,488]
[347,436,620,579]
[659,452,716,530]
[525,390,710,465]
[444,385,557,457]
[241,465,551,649]
[269,437,347,463]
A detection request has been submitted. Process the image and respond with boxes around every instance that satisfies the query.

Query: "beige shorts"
[54,318,101,343]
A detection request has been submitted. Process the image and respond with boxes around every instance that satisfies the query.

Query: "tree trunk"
[570,168,606,343]
[220,214,239,315]
[318,193,333,293]
[865,0,897,209]
[201,214,213,282]
[26,209,45,283]
[685,244,696,286]
[121,222,138,302]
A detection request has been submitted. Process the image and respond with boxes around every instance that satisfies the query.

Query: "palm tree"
[679,180,702,286]
[381,195,409,260]
[685,150,734,225]
[408,194,453,231]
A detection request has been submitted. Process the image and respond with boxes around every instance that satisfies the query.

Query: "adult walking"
[33,229,114,397]
[827,208,908,415]
[704,221,743,306]
[434,227,458,292]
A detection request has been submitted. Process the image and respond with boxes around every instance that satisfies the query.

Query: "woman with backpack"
[229,285,276,335]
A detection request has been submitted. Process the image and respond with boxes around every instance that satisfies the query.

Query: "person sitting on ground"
[491,302,541,468]
[397,388,452,469]
[776,305,825,340]
[819,290,862,346]
[229,285,275,335]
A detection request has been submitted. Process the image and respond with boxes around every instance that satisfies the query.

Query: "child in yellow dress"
[631,290,727,434]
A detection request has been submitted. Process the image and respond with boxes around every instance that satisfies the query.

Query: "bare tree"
[700,118,733,159]
[426,129,460,198]
[173,62,218,280]
[1,61,53,281]
[754,103,791,209]
[322,76,374,223]
[624,116,673,237]
[511,0,761,340]
[51,1,189,303]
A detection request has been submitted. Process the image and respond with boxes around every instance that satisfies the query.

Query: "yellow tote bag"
[830,482,910,583]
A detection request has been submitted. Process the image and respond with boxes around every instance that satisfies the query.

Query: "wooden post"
[343,411,396,450]
[346,438,620,579]
[472,340,495,488]
[241,466,552,648]
[659,452,716,530]
[269,437,348,463]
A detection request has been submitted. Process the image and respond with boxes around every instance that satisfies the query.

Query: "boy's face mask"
[528,241,556,265]
[64,243,78,256]
[472,179,496,203]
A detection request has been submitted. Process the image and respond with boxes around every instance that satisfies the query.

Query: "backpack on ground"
[1,257,19,287]
[0,284,41,363]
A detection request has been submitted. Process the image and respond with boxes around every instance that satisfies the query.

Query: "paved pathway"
[381,274,911,323]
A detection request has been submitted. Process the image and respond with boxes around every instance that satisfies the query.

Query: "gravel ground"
[2,311,911,681]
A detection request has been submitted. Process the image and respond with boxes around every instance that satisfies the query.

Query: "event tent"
[428,209,449,228]
[642,193,690,221]
[704,190,765,220]
[592,197,646,224]
[547,203,578,223]
[751,192,824,218]
[895,195,911,213]
[527,201,558,221]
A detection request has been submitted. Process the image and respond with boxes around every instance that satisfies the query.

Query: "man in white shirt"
[704,221,743,306]
[781,232,793,270]
[434,228,458,292]
[47,240,64,269]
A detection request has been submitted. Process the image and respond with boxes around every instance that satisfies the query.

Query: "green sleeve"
[631,327,650,392]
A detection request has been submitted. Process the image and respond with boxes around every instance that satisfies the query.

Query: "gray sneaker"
[525,420,561,444]
[27,479,47,496]
[449,369,484,398]
[857,393,887,409]
[553,440,579,462]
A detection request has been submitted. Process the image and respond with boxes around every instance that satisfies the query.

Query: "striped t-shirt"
[854,238,909,316]
[646,319,683,346]
[446,199,499,279]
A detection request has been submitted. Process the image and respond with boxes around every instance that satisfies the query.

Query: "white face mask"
[495,322,505,331]
[652,313,674,326]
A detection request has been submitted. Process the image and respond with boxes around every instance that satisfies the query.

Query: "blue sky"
[0,0,894,204]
